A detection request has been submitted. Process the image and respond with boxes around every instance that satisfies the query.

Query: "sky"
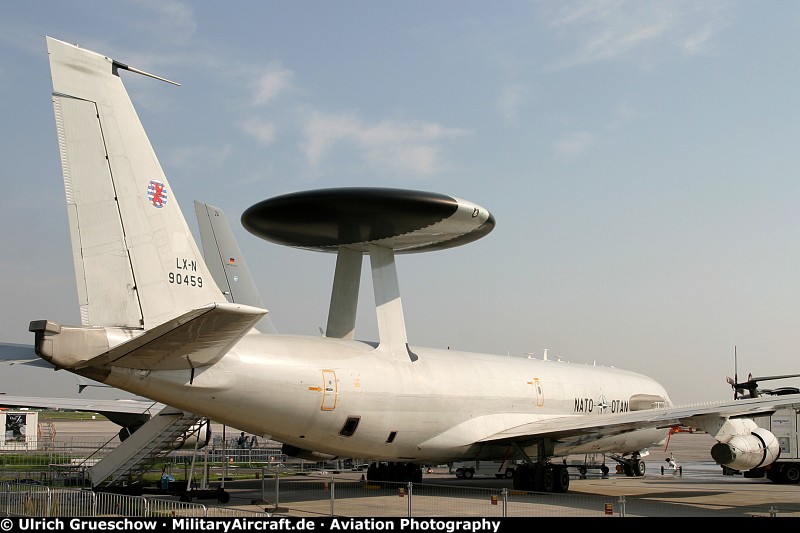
[0,1,799,405]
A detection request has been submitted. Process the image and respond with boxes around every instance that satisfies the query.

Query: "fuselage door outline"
[528,378,544,407]
[321,369,337,411]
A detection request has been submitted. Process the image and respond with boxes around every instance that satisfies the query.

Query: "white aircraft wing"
[0,395,163,415]
[477,393,800,444]
[0,394,164,430]
[0,342,52,369]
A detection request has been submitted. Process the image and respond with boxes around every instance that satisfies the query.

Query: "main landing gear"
[366,462,423,483]
[609,453,647,477]
[510,439,570,493]
[512,462,570,493]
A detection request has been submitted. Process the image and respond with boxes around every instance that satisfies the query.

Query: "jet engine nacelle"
[173,421,212,451]
[282,444,338,462]
[710,427,780,471]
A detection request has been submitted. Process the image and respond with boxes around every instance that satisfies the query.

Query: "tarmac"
[40,418,800,517]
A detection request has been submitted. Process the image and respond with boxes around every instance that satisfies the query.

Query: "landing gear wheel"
[542,467,555,492]
[532,464,546,492]
[218,491,230,503]
[782,464,800,484]
[600,465,609,475]
[367,463,378,482]
[513,463,533,491]
[512,465,523,490]
[504,469,514,479]
[553,465,570,493]
[412,465,423,484]
[634,459,646,476]
[623,464,634,477]
[766,467,781,482]
[578,466,587,476]
[463,469,474,479]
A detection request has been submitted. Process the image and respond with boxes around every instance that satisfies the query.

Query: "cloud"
[168,144,233,171]
[299,111,471,177]
[251,63,294,106]
[683,25,716,55]
[553,131,595,159]
[605,100,646,131]
[544,0,731,68]
[498,84,528,125]
[240,117,277,146]
[133,0,197,43]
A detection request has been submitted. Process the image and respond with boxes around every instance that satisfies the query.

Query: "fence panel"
[4,483,50,517]
[49,488,95,517]
[206,507,272,517]
[95,492,147,517]
[409,482,505,517]
[147,497,206,517]
[326,478,409,517]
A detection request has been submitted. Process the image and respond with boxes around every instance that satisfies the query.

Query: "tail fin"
[47,36,226,330]
[194,201,278,333]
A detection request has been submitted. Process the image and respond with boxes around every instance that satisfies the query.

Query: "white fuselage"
[98,332,673,463]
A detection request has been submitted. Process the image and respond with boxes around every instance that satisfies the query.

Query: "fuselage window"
[339,416,361,437]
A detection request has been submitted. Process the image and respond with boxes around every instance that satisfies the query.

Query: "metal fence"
[0,483,268,518]
[0,440,312,488]
[259,474,791,518]
[3,425,796,518]
[0,477,794,518]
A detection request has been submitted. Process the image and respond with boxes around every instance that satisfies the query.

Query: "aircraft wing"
[0,342,53,369]
[0,394,163,429]
[0,395,162,415]
[0,343,166,427]
[477,393,800,445]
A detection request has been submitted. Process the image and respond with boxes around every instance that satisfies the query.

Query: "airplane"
[21,35,800,495]
[724,346,800,399]
[727,373,800,399]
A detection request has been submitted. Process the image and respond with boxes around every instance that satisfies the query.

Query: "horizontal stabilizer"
[77,302,266,371]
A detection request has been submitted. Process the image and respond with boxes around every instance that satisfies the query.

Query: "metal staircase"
[37,421,56,450]
[90,406,202,488]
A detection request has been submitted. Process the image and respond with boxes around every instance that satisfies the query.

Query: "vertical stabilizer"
[47,36,226,330]
[195,201,278,334]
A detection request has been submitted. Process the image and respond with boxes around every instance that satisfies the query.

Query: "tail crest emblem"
[147,180,168,208]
